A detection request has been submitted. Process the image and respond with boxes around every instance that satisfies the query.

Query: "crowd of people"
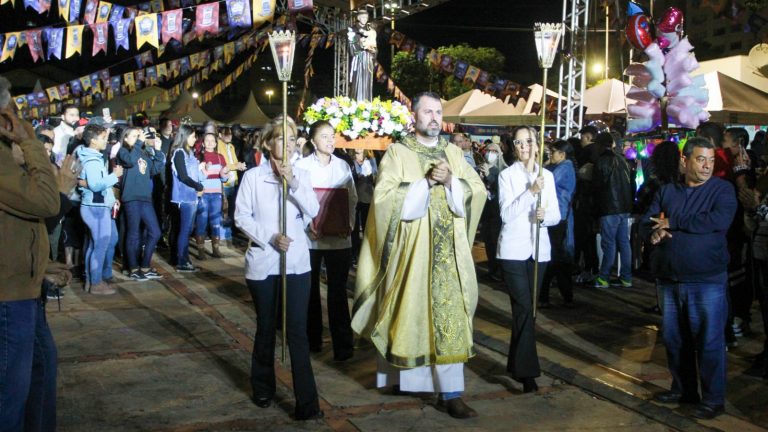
[1,78,767,428]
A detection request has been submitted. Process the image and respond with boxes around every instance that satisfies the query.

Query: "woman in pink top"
[195,133,230,259]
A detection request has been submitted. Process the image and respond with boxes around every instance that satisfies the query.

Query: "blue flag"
[45,28,64,60]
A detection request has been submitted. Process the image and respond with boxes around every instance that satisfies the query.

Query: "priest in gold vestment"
[351,92,487,419]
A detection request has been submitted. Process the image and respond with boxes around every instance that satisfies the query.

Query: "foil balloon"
[626,14,653,50]
[657,7,684,34]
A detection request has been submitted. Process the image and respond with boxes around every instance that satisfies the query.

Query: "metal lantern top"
[534,23,563,69]
[268,30,296,82]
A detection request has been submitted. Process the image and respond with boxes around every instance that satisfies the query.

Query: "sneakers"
[46,287,64,300]
[176,262,198,273]
[611,278,633,288]
[128,270,149,282]
[593,277,609,289]
[141,268,163,279]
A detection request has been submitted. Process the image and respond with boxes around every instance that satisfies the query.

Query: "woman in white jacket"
[497,126,560,393]
[234,116,322,420]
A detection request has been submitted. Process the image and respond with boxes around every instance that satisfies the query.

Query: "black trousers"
[481,199,502,275]
[500,258,546,379]
[574,210,598,274]
[541,221,574,303]
[308,248,354,358]
[352,203,370,260]
[247,274,319,418]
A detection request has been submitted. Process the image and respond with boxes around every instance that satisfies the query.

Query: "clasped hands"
[427,160,452,189]
[649,216,672,245]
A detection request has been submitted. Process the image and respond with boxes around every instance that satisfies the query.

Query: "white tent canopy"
[442,89,499,120]
[583,79,637,115]
[697,55,768,93]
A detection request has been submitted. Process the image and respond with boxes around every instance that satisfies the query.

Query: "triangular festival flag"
[91,22,108,55]
[252,0,275,26]
[135,13,159,48]
[161,9,183,44]
[65,25,84,58]
[57,0,69,20]
[0,32,20,63]
[195,3,219,37]
[45,27,64,60]
[83,0,98,23]
[69,0,81,21]
[112,17,131,52]
[95,0,111,23]
[26,30,44,63]
[108,4,124,22]
[226,0,251,28]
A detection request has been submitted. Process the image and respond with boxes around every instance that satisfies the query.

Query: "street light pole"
[533,22,563,319]
[268,30,296,363]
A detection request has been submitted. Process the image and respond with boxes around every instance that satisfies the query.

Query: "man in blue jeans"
[592,132,635,288]
[642,137,737,420]
[0,93,61,431]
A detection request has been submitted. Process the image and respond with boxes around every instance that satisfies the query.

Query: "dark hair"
[61,103,79,115]
[682,136,715,158]
[412,91,441,112]
[550,139,576,164]
[170,124,195,155]
[159,118,172,129]
[579,125,598,137]
[308,120,334,143]
[751,130,767,158]
[36,134,54,145]
[696,122,724,147]
[219,126,232,137]
[83,124,106,147]
[201,133,218,153]
[649,141,681,184]
[35,124,54,134]
[725,127,749,149]
[120,126,141,149]
[594,131,615,152]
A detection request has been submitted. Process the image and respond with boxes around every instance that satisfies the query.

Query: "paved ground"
[48,241,768,431]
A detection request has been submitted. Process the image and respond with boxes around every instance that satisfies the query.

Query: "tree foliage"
[389,44,506,100]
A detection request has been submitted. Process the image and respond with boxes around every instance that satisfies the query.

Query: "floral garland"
[303,96,413,140]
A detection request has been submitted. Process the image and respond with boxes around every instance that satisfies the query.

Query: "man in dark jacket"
[0,96,61,429]
[592,132,635,288]
[642,137,736,420]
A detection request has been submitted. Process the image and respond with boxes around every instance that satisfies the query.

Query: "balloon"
[657,7,684,35]
[624,147,638,160]
[627,1,645,17]
[626,14,653,50]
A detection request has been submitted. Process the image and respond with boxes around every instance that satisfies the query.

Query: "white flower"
[329,118,341,129]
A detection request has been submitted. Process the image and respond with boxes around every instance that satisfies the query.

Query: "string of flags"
[15,29,265,119]
[0,0,318,62]
[373,61,411,110]
[387,29,557,113]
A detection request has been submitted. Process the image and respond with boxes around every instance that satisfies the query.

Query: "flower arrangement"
[303,96,413,140]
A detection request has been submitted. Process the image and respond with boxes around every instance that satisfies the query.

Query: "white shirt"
[235,162,319,281]
[294,153,358,250]
[497,161,561,261]
[53,122,75,164]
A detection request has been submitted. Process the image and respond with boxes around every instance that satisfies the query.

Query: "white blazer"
[294,153,358,250]
[496,161,561,262]
[235,162,320,281]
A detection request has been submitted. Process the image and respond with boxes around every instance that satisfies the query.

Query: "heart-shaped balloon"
[626,14,653,51]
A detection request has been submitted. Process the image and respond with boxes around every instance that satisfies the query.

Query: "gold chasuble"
[352,135,487,368]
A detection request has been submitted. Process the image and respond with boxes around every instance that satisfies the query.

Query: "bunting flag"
[69,0,81,21]
[135,69,145,86]
[476,70,489,87]
[146,66,158,85]
[135,14,159,48]
[161,9,183,44]
[287,0,312,13]
[108,4,124,21]
[35,91,49,106]
[389,31,405,48]
[98,68,109,83]
[46,86,60,101]
[58,84,70,99]
[149,0,162,11]
[226,0,251,28]
[463,65,480,85]
[427,49,440,67]
[45,27,64,60]
[57,0,69,20]
[195,3,219,36]
[414,45,426,62]
[95,1,111,22]
[1,0,13,5]
[223,41,234,63]
[83,0,98,23]
[14,96,28,111]
[91,22,108,55]
[110,76,121,91]
[112,17,131,52]
[453,60,468,80]
[439,55,453,73]
[26,30,44,62]
[252,0,275,26]
[179,56,190,74]
[156,63,167,78]
[0,32,20,63]
[80,75,92,91]
[90,72,101,92]
[69,79,82,95]
[65,25,84,58]
[123,72,135,91]
[400,38,414,53]
[39,0,51,12]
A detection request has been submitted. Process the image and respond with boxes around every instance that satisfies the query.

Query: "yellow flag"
[0,0,14,6]
[58,0,70,20]
[65,25,84,58]
[123,72,135,91]
[156,63,168,78]
[0,32,20,63]
[46,86,61,101]
[95,1,112,23]
[135,14,159,48]
[252,0,275,26]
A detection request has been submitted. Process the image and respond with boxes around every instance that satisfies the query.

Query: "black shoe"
[653,391,699,404]
[690,403,724,420]
[334,350,354,362]
[176,262,198,273]
[46,287,64,300]
[295,409,324,421]
[141,268,163,279]
[522,377,538,393]
[436,398,478,419]
[128,270,149,282]
[252,397,271,408]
